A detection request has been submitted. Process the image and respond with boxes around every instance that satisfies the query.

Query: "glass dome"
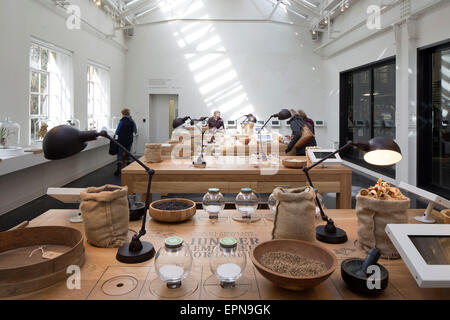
[209,238,246,288]
[202,188,225,221]
[154,237,193,289]
[0,117,20,148]
[31,118,57,144]
[66,118,80,130]
[235,188,259,220]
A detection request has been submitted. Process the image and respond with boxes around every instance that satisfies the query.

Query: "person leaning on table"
[207,110,225,130]
[114,108,137,176]
[285,109,317,156]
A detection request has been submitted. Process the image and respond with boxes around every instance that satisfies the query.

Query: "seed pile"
[153,201,192,211]
[260,251,327,277]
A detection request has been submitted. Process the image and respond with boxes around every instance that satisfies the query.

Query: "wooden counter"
[4,209,448,300]
[122,156,353,209]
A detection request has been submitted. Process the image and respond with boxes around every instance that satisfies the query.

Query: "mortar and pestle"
[341,249,389,294]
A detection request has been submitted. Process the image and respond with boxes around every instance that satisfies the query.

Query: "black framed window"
[340,57,397,178]
[418,39,450,199]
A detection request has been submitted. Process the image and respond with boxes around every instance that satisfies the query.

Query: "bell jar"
[154,237,193,289]
[202,188,226,222]
[233,188,260,223]
[209,238,247,288]
[0,117,20,148]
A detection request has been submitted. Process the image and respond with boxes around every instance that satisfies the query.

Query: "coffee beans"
[260,251,327,277]
[153,201,192,211]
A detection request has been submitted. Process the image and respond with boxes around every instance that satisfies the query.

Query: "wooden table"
[4,209,448,300]
[122,156,353,209]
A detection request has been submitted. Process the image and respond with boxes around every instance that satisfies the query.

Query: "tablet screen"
[409,236,450,265]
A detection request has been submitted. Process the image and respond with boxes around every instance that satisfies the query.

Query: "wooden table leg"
[336,173,352,209]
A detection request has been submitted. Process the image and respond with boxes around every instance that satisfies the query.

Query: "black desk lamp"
[173,116,207,166]
[43,125,156,263]
[303,137,403,244]
[257,109,292,161]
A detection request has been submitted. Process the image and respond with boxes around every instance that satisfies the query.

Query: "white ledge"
[0,138,110,177]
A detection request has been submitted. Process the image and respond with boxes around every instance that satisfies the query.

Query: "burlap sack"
[356,193,410,259]
[272,187,316,242]
[80,185,129,248]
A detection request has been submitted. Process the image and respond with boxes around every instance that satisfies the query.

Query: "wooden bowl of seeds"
[251,239,337,291]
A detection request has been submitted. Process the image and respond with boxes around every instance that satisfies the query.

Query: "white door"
[149,94,178,143]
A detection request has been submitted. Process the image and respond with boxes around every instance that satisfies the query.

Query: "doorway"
[149,94,179,143]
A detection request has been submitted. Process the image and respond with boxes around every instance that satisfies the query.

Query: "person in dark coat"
[298,109,315,134]
[207,110,225,130]
[114,108,137,176]
[285,110,317,156]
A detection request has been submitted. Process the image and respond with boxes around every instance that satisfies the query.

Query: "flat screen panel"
[409,236,450,265]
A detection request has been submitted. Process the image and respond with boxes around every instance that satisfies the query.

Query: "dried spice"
[260,251,327,277]
[153,201,192,211]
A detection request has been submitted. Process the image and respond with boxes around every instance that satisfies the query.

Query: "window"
[87,63,110,131]
[418,40,450,199]
[29,39,73,143]
[340,58,397,178]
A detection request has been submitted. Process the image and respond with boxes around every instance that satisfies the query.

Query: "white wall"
[321,0,450,185]
[124,0,327,153]
[0,0,127,215]
[0,0,127,146]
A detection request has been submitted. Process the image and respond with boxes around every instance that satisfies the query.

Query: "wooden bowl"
[0,226,85,298]
[282,157,307,169]
[251,239,337,291]
[149,198,196,223]
[441,209,450,224]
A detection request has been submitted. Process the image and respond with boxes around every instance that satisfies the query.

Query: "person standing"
[207,110,225,130]
[114,108,137,176]
[298,109,315,134]
[285,109,317,156]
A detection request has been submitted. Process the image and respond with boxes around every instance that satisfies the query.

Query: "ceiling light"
[301,0,318,8]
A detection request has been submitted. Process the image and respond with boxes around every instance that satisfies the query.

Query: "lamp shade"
[173,117,190,129]
[43,125,99,160]
[274,109,292,121]
[362,137,402,166]
[247,115,257,123]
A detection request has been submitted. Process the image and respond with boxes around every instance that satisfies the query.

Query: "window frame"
[417,38,450,199]
[86,62,111,131]
[339,56,397,178]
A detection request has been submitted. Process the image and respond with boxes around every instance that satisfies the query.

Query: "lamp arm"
[302,141,356,233]
[100,131,155,249]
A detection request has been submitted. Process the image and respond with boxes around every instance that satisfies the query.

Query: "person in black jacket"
[285,110,317,156]
[114,108,137,176]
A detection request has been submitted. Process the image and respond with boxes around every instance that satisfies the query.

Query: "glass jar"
[209,238,246,288]
[66,118,80,129]
[269,153,279,167]
[267,192,277,221]
[202,188,225,221]
[31,118,57,144]
[235,188,259,219]
[0,117,20,148]
[154,237,193,289]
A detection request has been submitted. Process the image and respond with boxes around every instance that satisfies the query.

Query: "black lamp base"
[116,241,155,264]
[316,225,348,244]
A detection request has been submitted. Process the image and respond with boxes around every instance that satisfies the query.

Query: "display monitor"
[307,149,342,164]
[386,224,450,288]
